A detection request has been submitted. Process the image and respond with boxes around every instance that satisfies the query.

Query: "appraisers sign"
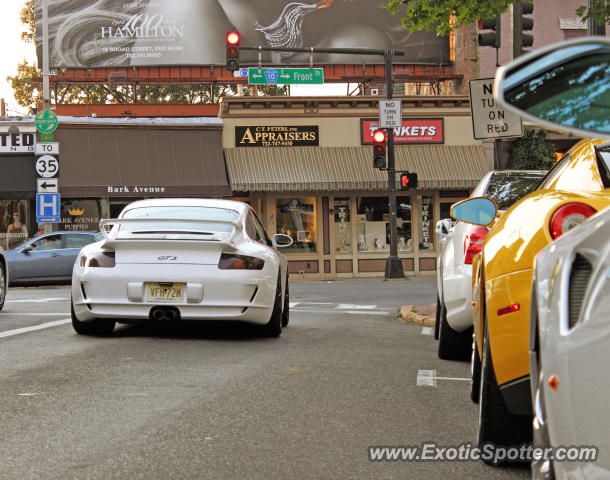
[469,78,523,140]
[236,126,319,147]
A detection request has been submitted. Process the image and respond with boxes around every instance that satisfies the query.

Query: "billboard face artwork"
[35,0,450,68]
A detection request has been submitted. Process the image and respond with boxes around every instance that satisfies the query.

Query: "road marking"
[0,313,70,316]
[417,370,437,387]
[344,310,389,316]
[7,298,69,303]
[421,326,433,335]
[416,369,470,387]
[354,305,377,310]
[291,307,390,316]
[0,318,70,339]
[289,302,300,308]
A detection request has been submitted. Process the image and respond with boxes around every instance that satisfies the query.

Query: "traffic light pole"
[239,44,405,278]
[384,53,403,278]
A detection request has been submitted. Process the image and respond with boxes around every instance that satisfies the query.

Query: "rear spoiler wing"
[98,218,243,249]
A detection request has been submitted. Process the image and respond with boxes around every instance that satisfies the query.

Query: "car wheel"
[260,276,282,337]
[71,299,115,336]
[434,296,441,340]
[437,304,472,360]
[281,276,289,328]
[0,261,6,312]
[478,319,532,464]
[470,333,481,403]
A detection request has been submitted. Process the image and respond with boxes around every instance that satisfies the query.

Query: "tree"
[382,0,610,35]
[509,129,556,170]
[7,0,286,110]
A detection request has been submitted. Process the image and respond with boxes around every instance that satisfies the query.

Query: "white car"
[71,199,293,337]
[435,170,545,361]
[529,205,610,479]
[0,250,7,311]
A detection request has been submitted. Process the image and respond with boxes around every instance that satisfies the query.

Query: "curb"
[398,305,436,327]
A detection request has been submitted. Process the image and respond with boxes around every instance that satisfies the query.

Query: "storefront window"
[397,196,413,251]
[0,200,31,250]
[356,197,389,252]
[333,197,351,253]
[61,199,106,232]
[419,195,435,250]
[276,197,317,252]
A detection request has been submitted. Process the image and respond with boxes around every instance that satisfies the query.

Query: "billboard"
[35,0,450,68]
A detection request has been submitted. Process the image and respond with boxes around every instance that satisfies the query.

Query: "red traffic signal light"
[400,172,418,190]
[226,31,240,71]
[372,129,387,169]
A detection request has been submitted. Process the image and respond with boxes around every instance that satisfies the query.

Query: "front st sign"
[248,68,324,85]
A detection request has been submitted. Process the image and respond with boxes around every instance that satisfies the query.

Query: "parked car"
[452,137,610,457]
[529,206,610,480]
[494,37,610,478]
[435,170,546,361]
[5,231,98,285]
[71,198,293,337]
[0,250,7,310]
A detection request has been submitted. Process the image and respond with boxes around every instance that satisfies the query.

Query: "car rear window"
[485,173,546,210]
[120,206,240,233]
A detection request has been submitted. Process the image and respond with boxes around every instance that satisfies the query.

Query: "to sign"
[36,155,59,177]
[36,193,61,223]
[469,78,523,139]
[35,142,59,155]
[379,100,402,128]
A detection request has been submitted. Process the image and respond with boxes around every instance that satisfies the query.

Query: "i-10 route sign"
[248,68,324,85]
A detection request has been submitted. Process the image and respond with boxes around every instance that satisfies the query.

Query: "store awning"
[225,145,488,192]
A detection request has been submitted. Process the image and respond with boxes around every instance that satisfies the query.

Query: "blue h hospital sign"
[36,193,61,223]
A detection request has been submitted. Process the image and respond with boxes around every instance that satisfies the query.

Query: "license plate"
[146,283,185,302]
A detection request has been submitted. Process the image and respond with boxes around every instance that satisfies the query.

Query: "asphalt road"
[0,279,528,480]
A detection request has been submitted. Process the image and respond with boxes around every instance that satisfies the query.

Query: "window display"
[276,197,317,252]
[0,200,30,250]
[333,197,351,253]
[356,196,412,252]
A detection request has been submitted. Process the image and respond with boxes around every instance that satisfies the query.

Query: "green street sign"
[41,133,53,142]
[248,68,324,85]
[35,109,58,134]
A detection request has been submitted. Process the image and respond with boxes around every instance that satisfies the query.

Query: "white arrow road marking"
[0,318,70,339]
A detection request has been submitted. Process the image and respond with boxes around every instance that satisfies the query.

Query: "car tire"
[71,299,115,336]
[0,261,6,312]
[434,296,441,340]
[261,276,282,337]
[437,304,472,360]
[281,276,289,328]
[470,333,481,403]
[478,320,532,464]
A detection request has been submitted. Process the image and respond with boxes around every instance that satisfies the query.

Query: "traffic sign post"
[379,100,402,128]
[35,155,59,178]
[35,142,59,155]
[35,109,58,134]
[469,78,523,140]
[37,178,59,193]
[36,193,61,223]
[248,67,324,85]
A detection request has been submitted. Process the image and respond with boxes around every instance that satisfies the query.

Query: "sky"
[0,0,347,116]
[1,0,37,116]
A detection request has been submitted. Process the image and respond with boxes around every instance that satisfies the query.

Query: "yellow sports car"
[452,137,610,451]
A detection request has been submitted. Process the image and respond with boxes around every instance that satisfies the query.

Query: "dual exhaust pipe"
[150,306,180,321]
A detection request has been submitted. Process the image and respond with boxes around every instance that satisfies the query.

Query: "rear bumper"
[72,263,276,325]
[442,263,473,332]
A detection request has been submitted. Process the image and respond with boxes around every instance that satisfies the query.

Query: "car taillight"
[549,203,596,239]
[218,253,264,270]
[80,251,115,268]
[464,225,488,264]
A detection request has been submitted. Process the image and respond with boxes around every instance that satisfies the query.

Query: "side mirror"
[94,232,104,242]
[495,37,610,140]
[435,218,453,236]
[451,197,498,227]
[21,245,33,254]
[272,233,294,248]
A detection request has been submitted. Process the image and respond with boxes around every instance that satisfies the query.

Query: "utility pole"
[42,0,51,111]
[239,44,405,278]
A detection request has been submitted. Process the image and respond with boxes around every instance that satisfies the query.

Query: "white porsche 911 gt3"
[71,199,293,337]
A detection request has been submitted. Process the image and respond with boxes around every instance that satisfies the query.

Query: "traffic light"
[372,129,387,169]
[226,31,240,71]
[513,2,534,57]
[477,14,501,49]
[400,172,418,190]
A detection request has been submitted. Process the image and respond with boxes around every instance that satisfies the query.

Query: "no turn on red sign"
[469,78,523,140]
